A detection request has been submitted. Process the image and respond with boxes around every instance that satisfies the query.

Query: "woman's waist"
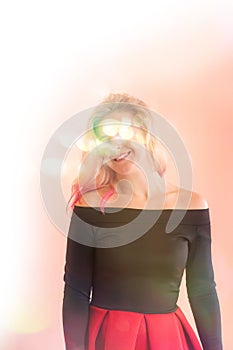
[90,297,179,314]
[91,281,179,307]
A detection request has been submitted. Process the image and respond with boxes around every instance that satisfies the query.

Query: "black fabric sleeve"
[62,223,95,350]
[186,222,223,350]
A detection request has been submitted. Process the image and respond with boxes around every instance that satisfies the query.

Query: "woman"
[62,93,223,349]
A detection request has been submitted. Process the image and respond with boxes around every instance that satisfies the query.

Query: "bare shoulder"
[75,190,100,207]
[179,188,209,210]
[165,183,208,210]
[75,186,113,207]
[189,191,209,209]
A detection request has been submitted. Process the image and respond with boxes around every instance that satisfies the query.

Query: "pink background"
[1,1,232,349]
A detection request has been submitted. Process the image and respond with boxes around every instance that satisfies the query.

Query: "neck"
[114,169,166,199]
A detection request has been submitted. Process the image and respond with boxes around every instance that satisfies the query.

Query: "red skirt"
[87,305,202,350]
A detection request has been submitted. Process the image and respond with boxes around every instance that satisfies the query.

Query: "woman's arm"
[62,211,95,350]
[186,220,223,350]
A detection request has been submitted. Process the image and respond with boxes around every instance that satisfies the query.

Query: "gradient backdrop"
[1,0,232,349]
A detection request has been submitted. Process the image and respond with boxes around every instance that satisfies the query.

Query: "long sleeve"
[62,212,95,350]
[186,221,223,350]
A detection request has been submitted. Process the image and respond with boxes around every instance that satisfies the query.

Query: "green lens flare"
[92,118,136,141]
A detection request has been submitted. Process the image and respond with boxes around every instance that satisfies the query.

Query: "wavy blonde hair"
[67,92,167,214]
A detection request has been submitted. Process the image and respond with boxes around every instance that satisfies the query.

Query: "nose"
[110,140,126,154]
[106,138,127,158]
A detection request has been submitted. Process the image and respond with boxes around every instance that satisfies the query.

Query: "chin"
[111,163,141,176]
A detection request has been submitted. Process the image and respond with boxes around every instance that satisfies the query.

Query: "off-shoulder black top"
[62,207,223,350]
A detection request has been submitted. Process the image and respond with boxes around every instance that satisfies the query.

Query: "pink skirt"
[87,305,202,350]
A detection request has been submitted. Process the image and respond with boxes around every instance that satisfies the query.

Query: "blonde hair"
[67,92,167,213]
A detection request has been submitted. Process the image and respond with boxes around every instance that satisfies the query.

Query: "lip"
[113,151,131,161]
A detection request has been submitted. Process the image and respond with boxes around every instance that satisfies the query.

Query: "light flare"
[76,132,99,152]
[118,125,134,139]
[102,123,119,137]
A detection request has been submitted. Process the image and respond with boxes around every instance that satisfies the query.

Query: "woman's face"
[93,111,152,175]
